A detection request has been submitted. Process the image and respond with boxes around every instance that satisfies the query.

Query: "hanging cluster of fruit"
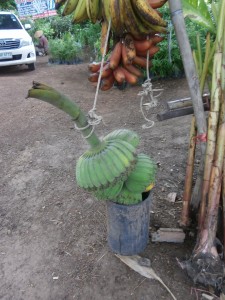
[55,0,168,91]
[28,83,156,205]
[76,129,156,204]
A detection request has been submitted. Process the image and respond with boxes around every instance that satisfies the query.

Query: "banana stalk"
[27,81,101,148]
[179,0,225,289]
[179,116,197,227]
[197,0,225,232]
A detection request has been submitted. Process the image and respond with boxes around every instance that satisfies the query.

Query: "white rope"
[139,36,163,129]
[74,19,112,139]
[87,18,112,126]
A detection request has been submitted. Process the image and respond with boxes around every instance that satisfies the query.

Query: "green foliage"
[49,32,83,64]
[29,17,55,40]
[29,14,101,63]
[181,0,216,33]
[0,0,16,10]
[151,4,210,78]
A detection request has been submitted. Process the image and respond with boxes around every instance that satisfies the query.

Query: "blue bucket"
[106,192,152,255]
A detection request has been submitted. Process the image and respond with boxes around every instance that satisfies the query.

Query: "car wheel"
[28,63,35,71]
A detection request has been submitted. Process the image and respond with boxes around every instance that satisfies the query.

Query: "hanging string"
[168,21,173,64]
[138,35,163,129]
[88,18,112,126]
[74,19,112,139]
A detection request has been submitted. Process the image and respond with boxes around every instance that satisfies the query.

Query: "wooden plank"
[167,93,210,110]
[157,103,209,121]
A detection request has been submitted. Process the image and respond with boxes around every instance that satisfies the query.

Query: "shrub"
[49,32,83,64]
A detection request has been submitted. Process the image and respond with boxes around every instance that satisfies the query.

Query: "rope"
[168,21,173,64]
[87,18,112,126]
[74,19,112,139]
[74,123,95,139]
[138,36,163,129]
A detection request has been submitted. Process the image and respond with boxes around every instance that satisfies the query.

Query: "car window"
[0,14,23,30]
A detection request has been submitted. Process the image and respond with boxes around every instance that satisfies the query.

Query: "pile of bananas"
[55,0,168,90]
[76,129,156,204]
[28,83,156,205]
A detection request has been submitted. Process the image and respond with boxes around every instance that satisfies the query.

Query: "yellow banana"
[72,0,89,23]
[122,0,151,37]
[100,20,110,56]
[130,0,167,27]
[109,0,124,36]
[145,182,154,192]
[62,0,79,16]
[102,0,111,23]
[86,0,100,23]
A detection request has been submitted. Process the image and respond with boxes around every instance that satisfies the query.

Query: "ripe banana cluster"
[55,0,167,32]
[55,0,167,89]
[88,33,164,91]
[76,129,156,204]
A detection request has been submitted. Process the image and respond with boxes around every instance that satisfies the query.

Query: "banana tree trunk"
[179,116,196,227]
[168,0,207,212]
[178,0,225,289]
[168,0,207,150]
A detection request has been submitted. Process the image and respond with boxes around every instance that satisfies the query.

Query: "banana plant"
[181,0,217,34]
[178,0,225,291]
[27,82,156,205]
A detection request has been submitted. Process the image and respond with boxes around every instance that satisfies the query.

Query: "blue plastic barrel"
[106,192,152,255]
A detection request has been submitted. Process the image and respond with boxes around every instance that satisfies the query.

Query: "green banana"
[75,156,82,187]
[72,0,89,23]
[125,153,156,193]
[92,151,112,187]
[76,139,136,190]
[109,141,136,170]
[62,0,79,16]
[94,181,123,200]
[107,145,130,176]
[115,185,142,205]
[114,139,137,165]
[76,155,89,188]
[101,147,124,179]
[104,129,140,148]
[86,0,100,23]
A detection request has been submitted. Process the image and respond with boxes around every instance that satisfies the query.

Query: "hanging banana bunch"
[55,0,168,90]
[27,82,156,205]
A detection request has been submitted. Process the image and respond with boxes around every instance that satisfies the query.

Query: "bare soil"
[0,56,206,300]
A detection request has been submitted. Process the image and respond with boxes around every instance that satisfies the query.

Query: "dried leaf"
[115,254,177,300]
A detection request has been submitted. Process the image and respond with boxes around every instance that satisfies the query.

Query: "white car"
[0,11,36,70]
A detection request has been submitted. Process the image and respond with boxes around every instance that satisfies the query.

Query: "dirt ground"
[0,56,208,300]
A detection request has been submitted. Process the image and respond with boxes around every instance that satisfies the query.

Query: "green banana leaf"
[181,0,216,33]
